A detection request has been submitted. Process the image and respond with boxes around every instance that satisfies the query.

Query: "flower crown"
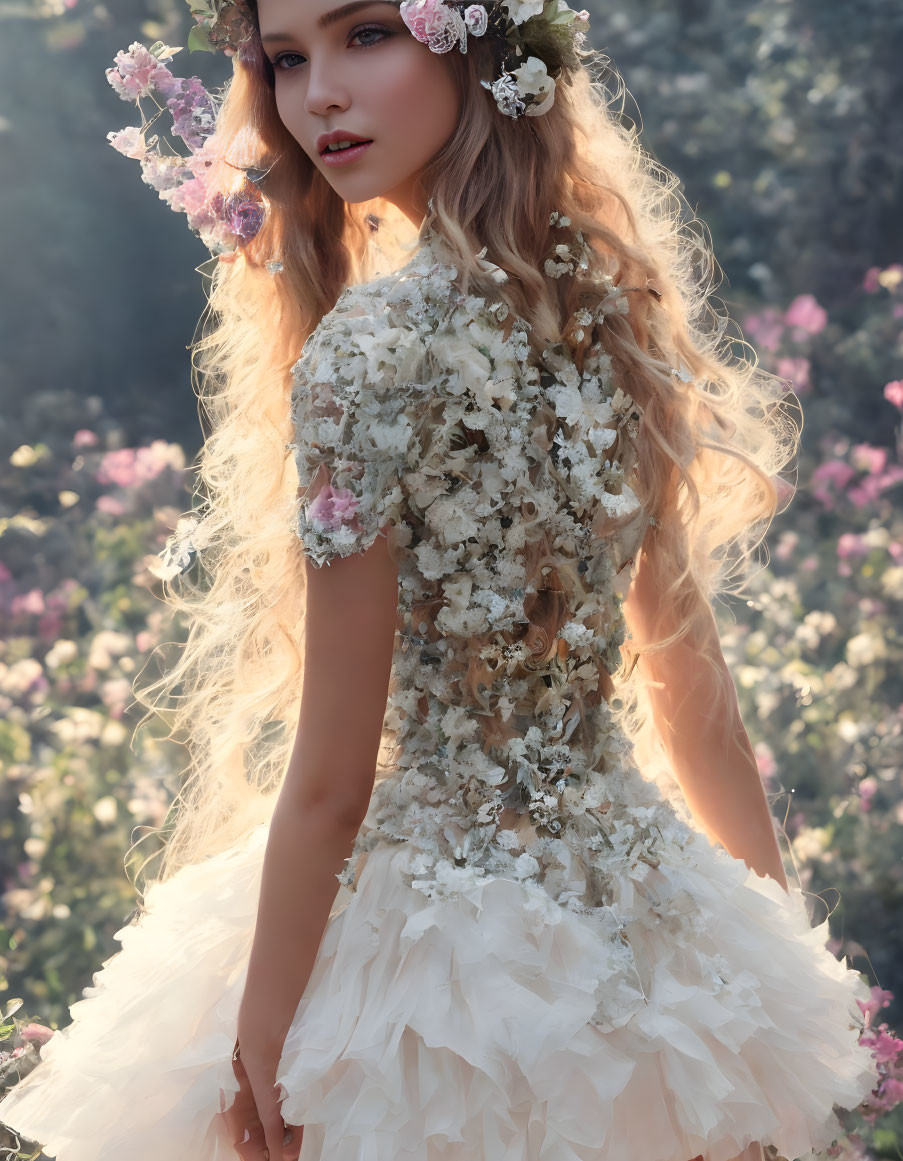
[186,0,590,118]
[104,0,589,257]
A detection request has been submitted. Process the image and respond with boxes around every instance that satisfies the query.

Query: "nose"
[304,58,351,117]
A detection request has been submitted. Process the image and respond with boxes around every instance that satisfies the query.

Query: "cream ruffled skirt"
[0,816,877,1161]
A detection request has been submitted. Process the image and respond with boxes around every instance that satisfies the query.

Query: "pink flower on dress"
[307,484,360,531]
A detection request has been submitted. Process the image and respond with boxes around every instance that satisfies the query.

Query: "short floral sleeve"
[288,295,423,568]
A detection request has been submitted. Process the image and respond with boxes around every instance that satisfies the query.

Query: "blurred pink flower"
[884,380,903,409]
[754,742,776,783]
[96,441,183,489]
[876,1076,903,1110]
[862,1027,903,1065]
[810,459,856,508]
[11,589,45,616]
[774,530,799,561]
[38,613,64,641]
[784,294,827,336]
[19,1023,56,1046]
[850,443,888,476]
[858,776,878,812]
[97,448,139,488]
[889,542,903,562]
[848,465,903,509]
[836,533,870,559]
[862,267,881,293]
[743,307,785,352]
[857,985,894,1025]
[45,579,79,612]
[100,677,133,719]
[0,561,14,583]
[776,356,812,394]
[73,429,99,448]
[96,495,127,516]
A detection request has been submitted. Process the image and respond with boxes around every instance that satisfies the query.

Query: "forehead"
[256,0,399,39]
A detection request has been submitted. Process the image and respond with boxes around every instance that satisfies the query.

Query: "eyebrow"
[260,0,398,43]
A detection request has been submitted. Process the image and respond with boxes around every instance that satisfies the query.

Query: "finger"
[221,1054,268,1159]
[261,1109,287,1161]
[242,1064,286,1161]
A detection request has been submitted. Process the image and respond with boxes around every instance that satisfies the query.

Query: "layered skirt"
[0,813,877,1161]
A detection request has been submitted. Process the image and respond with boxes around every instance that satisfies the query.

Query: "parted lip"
[316,130,373,154]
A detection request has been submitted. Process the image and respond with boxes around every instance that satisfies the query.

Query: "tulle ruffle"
[0,817,877,1161]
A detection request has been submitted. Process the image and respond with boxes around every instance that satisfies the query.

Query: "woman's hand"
[220,1036,303,1161]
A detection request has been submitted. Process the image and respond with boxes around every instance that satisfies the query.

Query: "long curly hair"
[128,8,801,891]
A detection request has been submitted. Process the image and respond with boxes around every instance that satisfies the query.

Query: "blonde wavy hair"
[128,12,801,892]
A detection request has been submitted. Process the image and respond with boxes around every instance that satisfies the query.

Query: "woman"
[0,0,879,1158]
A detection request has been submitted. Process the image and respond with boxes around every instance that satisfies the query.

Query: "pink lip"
[319,140,373,167]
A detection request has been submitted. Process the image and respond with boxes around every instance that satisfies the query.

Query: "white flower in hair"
[463,3,489,34]
[514,56,556,116]
[502,0,546,24]
[481,72,526,118]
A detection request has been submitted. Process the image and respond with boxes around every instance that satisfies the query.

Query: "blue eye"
[272,51,305,70]
[270,25,391,70]
[350,24,391,47]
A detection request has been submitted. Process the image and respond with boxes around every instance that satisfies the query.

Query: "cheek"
[374,47,461,156]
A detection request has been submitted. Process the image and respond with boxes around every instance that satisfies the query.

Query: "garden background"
[0,0,901,1157]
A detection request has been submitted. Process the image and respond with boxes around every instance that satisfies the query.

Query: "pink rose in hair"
[399,0,465,52]
[307,484,360,532]
[106,42,178,102]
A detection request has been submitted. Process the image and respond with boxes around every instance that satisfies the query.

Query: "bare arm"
[622,540,789,893]
[238,531,399,1054]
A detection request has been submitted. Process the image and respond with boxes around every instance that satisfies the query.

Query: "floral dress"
[0,231,878,1161]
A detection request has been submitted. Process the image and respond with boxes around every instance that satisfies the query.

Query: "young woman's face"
[257,0,462,222]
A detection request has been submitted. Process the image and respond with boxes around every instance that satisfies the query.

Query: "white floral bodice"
[288,232,691,918]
